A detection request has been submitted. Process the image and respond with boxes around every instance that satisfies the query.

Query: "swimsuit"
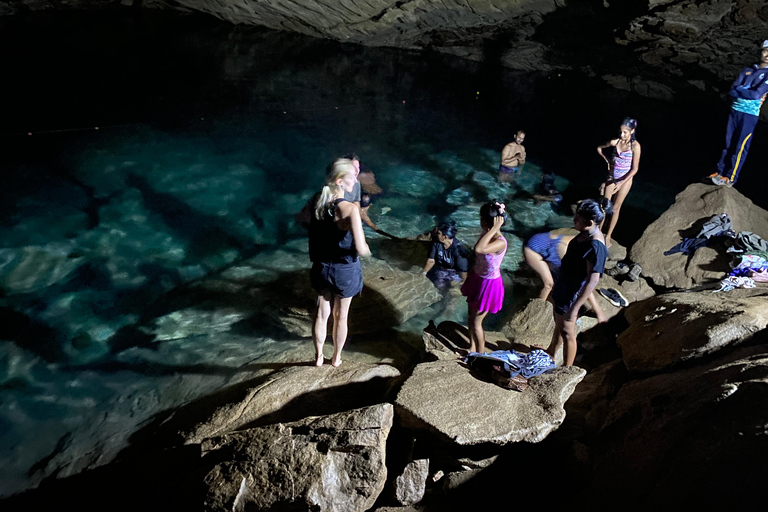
[499,164,518,174]
[525,233,563,272]
[611,147,632,181]
[461,235,507,314]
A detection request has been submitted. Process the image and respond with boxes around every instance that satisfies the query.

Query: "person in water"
[309,159,371,367]
[422,220,469,291]
[524,213,611,324]
[499,130,526,183]
[546,199,608,366]
[461,201,508,354]
[597,118,641,249]
[709,40,768,188]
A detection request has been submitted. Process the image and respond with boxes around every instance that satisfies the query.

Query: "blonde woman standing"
[309,159,371,367]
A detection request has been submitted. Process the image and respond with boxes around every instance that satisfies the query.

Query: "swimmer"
[597,118,641,249]
[421,220,469,291]
[499,130,526,183]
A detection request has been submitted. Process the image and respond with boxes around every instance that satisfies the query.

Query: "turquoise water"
[1,10,758,498]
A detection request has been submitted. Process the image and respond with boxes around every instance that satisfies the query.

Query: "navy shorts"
[310,260,363,298]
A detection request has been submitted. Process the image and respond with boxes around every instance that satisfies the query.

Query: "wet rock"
[170,363,400,444]
[618,290,768,373]
[581,344,768,509]
[393,459,429,506]
[629,184,768,289]
[395,359,585,445]
[201,403,393,512]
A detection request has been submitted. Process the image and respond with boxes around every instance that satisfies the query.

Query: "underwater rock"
[618,290,768,373]
[0,242,84,294]
[152,308,250,341]
[429,151,477,180]
[201,403,392,512]
[629,183,768,289]
[395,359,585,445]
[169,363,400,444]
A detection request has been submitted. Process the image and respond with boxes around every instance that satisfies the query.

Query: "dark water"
[1,9,767,498]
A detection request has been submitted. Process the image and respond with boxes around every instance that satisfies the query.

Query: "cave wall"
[2,0,768,100]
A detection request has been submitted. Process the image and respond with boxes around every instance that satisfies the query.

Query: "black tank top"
[309,198,358,264]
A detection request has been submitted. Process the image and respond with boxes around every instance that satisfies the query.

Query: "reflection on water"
[0,10,759,497]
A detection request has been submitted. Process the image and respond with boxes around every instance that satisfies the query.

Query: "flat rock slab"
[629,183,768,289]
[395,359,585,445]
[201,403,393,512]
[165,363,400,444]
[618,290,768,372]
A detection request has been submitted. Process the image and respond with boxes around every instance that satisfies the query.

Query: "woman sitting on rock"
[309,159,371,367]
[546,199,608,366]
[597,117,641,249]
[421,220,469,291]
[461,201,508,354]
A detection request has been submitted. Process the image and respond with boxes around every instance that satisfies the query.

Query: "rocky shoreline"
[3,183,768,511]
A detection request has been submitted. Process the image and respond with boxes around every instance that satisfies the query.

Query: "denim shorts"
[310,260,363,298]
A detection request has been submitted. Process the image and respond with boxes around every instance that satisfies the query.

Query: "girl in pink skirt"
[461,200,507,353]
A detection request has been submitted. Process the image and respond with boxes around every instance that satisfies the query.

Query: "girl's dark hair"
[437,220,458,239]
[480,200,506,228]
[577,198,612,225]
[622,117,638,142]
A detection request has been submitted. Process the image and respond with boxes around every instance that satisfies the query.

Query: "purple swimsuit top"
[612,148,633,180]
[473,235,507,279]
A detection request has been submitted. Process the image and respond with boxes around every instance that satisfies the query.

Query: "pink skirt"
[461,272,504,314]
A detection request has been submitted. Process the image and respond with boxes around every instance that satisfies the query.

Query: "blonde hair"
[315,159,356,220]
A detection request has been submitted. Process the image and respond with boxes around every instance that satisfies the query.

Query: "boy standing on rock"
[710,40,768,188]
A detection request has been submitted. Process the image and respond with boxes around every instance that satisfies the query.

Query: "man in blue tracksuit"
[711,40,768,188]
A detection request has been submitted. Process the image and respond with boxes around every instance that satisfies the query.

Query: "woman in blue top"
[545,199,608,366]
[309,159,371,367]
[597,118,641,249]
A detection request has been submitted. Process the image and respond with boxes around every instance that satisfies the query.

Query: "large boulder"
[579,344,768,509]
[618,290,768,373]
[201,403,393,512]
[395,359,585,445]
[163,363,400,444]
[629,184,768,289]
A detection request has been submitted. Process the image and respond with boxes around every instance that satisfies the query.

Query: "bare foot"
[605,238,613,249]
[314,354,324,367]
[597,313,609,324]
[331,357,342,367]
